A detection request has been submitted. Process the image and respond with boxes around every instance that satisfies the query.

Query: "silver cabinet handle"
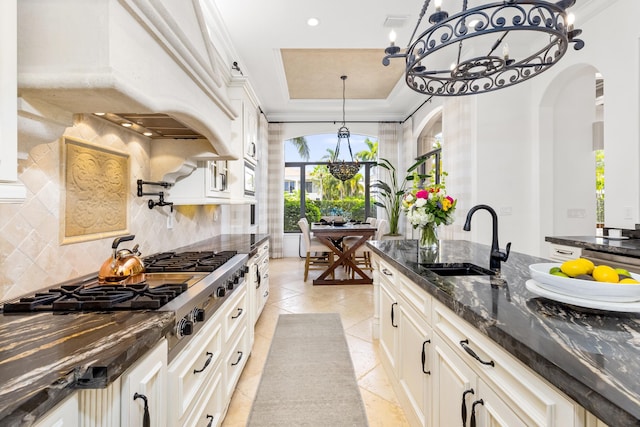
[555,249,574,255]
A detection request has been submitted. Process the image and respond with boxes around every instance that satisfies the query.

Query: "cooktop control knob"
[233,274,240,284]
[193,308,205,322]
[177,318,193,337]
[216,286,226,297]
[241,265,248,277]
[227,279,234,290]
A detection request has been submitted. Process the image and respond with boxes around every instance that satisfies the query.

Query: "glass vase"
[418,223,439,263]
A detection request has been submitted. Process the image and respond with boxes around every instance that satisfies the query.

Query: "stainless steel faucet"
[463,204,511,272]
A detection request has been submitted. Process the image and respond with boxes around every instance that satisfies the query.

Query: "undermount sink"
[420,263,497,277]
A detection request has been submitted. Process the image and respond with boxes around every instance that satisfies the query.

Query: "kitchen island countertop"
[0,233,269,427]
[367,239,640,426]
[546,235,640,258]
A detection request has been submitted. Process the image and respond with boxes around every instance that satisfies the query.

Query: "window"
[283,133,378,232]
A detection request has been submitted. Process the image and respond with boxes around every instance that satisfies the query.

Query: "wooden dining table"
[310,222,377,285]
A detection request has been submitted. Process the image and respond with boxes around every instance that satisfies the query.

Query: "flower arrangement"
[401,170,457,248]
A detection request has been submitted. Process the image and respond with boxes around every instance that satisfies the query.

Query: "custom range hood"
[17,0,240,182]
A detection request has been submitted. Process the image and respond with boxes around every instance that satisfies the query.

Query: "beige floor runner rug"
[247,313,369,426]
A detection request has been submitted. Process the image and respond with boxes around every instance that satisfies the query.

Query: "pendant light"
[328,75,360,181]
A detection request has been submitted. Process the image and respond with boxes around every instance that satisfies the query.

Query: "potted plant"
[372,158,427,236]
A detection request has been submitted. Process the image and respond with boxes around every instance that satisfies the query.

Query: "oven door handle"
[193,351,214,374]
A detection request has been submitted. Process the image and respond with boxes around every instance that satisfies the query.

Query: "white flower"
[414,198,427,208]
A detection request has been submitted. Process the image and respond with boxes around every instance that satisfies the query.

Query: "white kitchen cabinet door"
[120,339,167,427]
[432,333,478,427]
[34,393,78,427]
[472,378,528,427]
[398,301,433,426]
[379,279,399,372]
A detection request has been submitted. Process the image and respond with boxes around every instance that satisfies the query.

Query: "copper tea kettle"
[98,235,145,283]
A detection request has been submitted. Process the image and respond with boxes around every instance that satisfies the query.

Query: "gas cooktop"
[143,250,238,273]
[1,273,206,313]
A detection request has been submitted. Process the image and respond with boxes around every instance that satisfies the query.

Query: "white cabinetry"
[432,301,577,426]
[373,254,582,427]
[164,84,259,206]
[378,259,433,427]
[254,241,270,324]
[0,0,25,203]
[167,160,231,205]
[34,393,78,427]
[167,311,224,426]
[221,283,250,412]
[168,281,249,427]
[120,338,168,427]
[548,243,582,261]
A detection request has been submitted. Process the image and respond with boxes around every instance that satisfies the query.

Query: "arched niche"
[538,63,600,242]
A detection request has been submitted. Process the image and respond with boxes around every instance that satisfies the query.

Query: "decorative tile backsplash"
[62,136,129,242]
[0,115,224,302]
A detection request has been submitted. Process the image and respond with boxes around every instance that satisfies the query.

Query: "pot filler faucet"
[463,204,511,272]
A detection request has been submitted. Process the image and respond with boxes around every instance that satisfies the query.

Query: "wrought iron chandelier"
[382,0,585,96]
[328,75,360,181]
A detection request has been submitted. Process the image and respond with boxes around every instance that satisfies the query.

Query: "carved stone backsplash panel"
[62,137,129,243]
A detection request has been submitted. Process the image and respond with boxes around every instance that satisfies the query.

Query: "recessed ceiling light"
[121,122,132,128]
[94,112,105,116]
[143,132,153,137]
[307,17,319,27]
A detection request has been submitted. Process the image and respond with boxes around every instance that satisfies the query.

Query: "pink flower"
[416,189,429,199]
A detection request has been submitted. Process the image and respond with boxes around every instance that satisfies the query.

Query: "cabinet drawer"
[433,301,576,426]
[548,243,582,261]
[224,326,249,399]
[224,284,248,343]
[379,258,398,283]
[182,371,224,427]
[399,275,432,325]
[167,315,223,422]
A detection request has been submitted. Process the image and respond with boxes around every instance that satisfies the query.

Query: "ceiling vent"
[383,16,409,28]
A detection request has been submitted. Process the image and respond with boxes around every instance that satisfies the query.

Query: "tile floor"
[221,257,410,426]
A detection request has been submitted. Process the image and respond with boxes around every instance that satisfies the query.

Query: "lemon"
[560,259,588,277]
[576,258,595,275]
[592,265,619,283]
[619,278,640,284]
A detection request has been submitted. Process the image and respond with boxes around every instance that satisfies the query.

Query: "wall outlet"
[500,206,512,216]
[567,208,586,219]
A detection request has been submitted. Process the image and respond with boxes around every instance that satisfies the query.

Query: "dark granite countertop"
[0,233,269,427]
[367,239,640,427]
[546,235,640,258]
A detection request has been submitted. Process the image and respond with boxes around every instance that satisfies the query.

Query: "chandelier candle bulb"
[503,44,509,60]
[435,0,442,12]
[567,13,575,32]
[389,30,397,44]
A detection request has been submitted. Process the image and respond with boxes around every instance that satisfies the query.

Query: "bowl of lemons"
[529,258,640,302]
